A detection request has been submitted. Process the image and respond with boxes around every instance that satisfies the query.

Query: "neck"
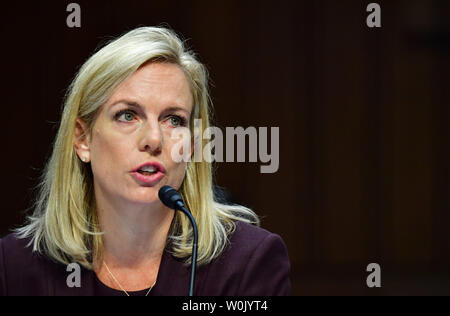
[95,194,175,269]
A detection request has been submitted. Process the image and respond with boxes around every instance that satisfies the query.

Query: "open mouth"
[131,162,166,185]
[132,165,164,185]
[136,164,160,176]
[137,170,158,176]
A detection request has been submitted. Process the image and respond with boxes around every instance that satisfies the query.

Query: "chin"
[126,189,159,203]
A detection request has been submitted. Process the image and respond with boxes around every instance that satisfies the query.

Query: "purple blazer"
[0,221,291,296]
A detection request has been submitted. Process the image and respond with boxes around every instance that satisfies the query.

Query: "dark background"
[0,0,449,295]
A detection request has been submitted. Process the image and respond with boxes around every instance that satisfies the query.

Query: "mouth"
[131,162,166,185]
[131,170,164,185]
[132,162,166,174]
[136,169,158,176]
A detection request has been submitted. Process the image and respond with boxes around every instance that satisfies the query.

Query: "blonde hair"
[15,26,259,269]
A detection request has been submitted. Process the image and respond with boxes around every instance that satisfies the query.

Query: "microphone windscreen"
[158,185,183,210]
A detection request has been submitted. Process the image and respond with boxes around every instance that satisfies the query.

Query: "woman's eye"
[115,110,136,122]
[114,110,187,127]
[168,115,187,127]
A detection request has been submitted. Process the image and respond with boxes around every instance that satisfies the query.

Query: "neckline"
[93,249,171,296]
[93,272,154,296]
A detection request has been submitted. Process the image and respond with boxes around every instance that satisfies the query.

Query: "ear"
[74,118,91,163]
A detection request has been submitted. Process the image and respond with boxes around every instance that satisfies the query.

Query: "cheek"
[90,130,133,179]
[163,133,189,187]
[169,161,188,190]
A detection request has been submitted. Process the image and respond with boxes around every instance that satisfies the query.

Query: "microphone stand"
[176,202,198,297]
[158,186,198,296]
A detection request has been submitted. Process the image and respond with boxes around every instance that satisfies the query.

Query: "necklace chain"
[103,261,156,296]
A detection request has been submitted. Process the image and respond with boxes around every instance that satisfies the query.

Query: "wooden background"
[0,0,448,295]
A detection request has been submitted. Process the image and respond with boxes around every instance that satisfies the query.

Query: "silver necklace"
[103,261,156,296]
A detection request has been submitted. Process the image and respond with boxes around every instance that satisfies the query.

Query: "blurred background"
[0,0,448,295]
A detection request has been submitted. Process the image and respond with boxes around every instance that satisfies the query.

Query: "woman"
[0,26,290,296]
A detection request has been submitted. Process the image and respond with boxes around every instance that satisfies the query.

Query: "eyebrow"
[110,100,191,116]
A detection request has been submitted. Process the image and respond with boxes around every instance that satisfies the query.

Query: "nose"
[138,120,162,154]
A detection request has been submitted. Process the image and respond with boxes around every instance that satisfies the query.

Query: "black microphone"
[158,185,198,297]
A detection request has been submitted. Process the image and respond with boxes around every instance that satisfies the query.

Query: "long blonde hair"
[15,26,259,269]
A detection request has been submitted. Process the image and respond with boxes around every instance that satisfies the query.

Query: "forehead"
[108,62,193,111]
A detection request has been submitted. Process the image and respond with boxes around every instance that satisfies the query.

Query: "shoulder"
[0,233,37,276]
[200,221,291,296]
[223,221,289,264]
[0,233,67,295]
[1,233,34,259]
[229,221,282,247]
[227,221,290,264]
[0,233,48,268]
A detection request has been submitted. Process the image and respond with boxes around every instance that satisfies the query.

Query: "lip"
[131,162,167,174]
[130,171,165,186]
[130,162,166,186]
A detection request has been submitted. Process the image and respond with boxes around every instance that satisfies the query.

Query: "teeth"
[139,165,157,172]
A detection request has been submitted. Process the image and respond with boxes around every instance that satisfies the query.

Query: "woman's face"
[75,62,193,207]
